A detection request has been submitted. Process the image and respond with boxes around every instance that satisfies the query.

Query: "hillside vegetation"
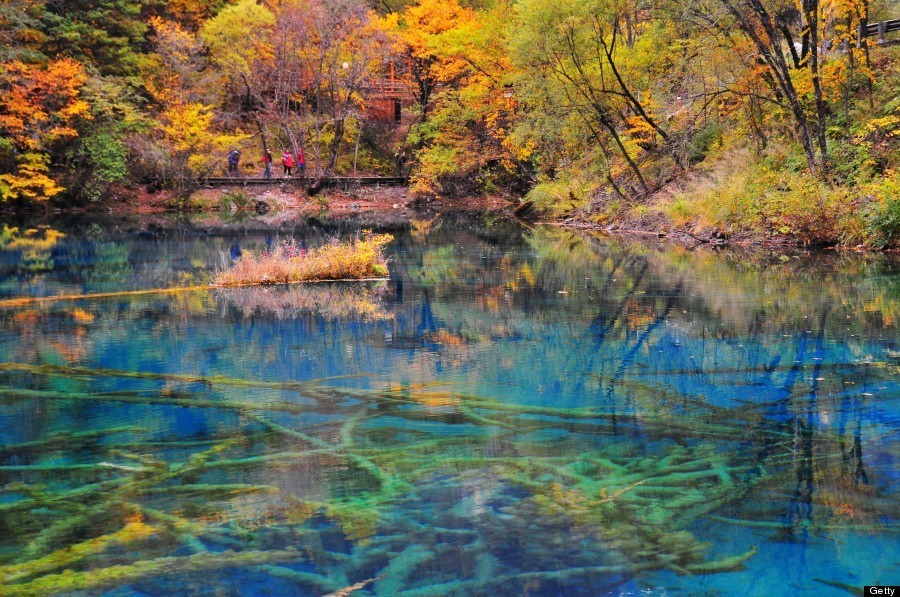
[1,0,898,245]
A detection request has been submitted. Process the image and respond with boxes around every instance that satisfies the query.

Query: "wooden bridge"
[362,78,417,100]
[858,19,900,46]
[199,176,408,187]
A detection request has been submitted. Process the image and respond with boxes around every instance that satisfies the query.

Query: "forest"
[0,0,898,245]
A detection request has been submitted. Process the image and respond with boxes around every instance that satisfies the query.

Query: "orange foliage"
[380,0,474,86]
[0,58,90,200]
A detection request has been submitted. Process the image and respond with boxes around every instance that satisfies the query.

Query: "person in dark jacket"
[227,150,240,174]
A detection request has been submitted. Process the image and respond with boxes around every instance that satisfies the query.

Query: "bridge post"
[878,20,886,44]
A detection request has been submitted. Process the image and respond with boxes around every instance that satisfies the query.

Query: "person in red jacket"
[296,147,305,176]
[262,149,273,179]
[281,150,294,176]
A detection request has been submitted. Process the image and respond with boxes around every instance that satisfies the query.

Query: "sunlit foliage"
[214,232,393,286]
[0,0,896,244]
[0,58,89,200]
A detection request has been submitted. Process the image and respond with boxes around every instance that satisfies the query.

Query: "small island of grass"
[214,232,393,287]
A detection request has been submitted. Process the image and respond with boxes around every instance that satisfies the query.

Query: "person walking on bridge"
[281,150,294,176]
[262,149,273,179]
[227,149,240,175]
[296,147,305,177]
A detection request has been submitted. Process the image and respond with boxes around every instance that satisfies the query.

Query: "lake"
[0,213,897,595]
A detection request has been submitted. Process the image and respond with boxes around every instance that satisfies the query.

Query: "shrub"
[78,131,128,202]
[526,174,596,218]
[219,190,252,211]
[686,120,723,164]
[863,177,900,248]
[664,197,694,227]
[658,147,861,245]
[214,232,393,286]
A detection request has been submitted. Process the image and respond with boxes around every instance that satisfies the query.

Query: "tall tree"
[381,0,474,122]
[699,0,831,174]
[0,58,90,201]
[511,0,664,192]
[38,0,155,77]
[243,0,389,192]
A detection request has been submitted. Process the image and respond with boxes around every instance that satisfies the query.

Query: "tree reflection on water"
[0,216,896,595]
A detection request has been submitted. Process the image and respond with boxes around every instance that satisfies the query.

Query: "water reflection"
[0,215,896,595]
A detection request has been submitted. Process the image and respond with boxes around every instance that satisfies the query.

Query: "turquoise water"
[0,215,897,595]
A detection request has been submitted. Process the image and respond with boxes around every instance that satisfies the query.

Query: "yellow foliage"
[0,58,90,201]
[200,0,276,79]
[863,116,900,138]
[0,154,63,201]
[160,102,250,175]
[626,116,656,144]
[214,233,393,286]
[381,0,474,84]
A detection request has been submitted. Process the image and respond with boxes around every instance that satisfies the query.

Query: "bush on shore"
[647,142,899,247]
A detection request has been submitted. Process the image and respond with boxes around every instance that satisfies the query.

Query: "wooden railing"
[199,176,408,187]
[858,19,900,46]
[362,78,417,100]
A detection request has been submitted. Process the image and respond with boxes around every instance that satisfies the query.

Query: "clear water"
[0,215,897,596]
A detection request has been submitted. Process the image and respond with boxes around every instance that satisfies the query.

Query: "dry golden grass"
[214,232,393,287]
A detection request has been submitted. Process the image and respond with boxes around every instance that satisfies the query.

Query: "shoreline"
[4,183,897,252]
[556,218,900,253]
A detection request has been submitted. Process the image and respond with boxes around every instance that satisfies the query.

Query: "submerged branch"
[0,549,303,597]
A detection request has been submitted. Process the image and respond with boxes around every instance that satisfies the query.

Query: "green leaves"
[200,0,275,82]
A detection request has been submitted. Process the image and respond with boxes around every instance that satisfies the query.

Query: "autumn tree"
[511,0,664,193]
[405,2,530,195]
[691,0,837,174]
[64,74,149,201]
[158,101,250,178]
[36,0,156,77]
[0,0,44,60]
[225,0,390,192]
[0,58,90,201]
[381,0,474,121]
[161,0,236,30]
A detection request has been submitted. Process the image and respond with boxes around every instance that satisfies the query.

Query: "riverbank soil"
[91,184,509,221]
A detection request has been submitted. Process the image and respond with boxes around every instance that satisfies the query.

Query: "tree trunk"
[353,122,362,176]
[308,117,345,196]
[598,112,648,192]
[805,0,829,170]
[843,15,855,137]
[721,0,821,175]
[857,2,875,109]
[600,26,671,146]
